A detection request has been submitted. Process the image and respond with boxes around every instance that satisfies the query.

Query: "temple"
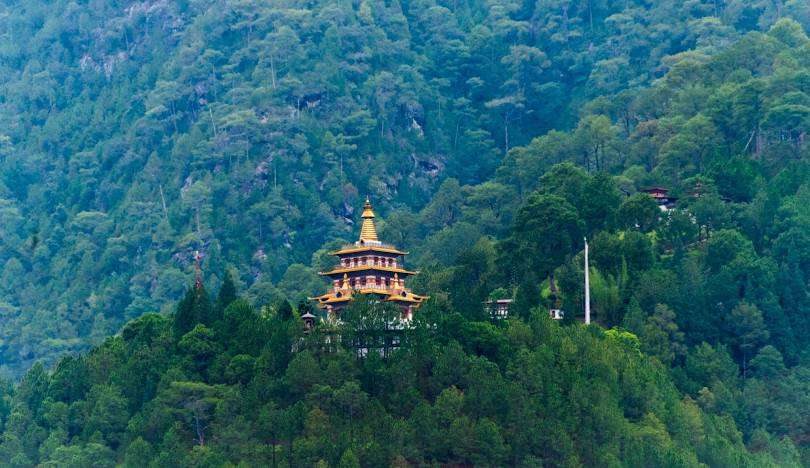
[640,186,677,211]
[311,199,428,320]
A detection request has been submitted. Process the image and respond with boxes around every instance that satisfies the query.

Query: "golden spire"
[358,198,379,242]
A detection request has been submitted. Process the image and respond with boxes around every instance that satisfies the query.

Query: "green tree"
[337,448,361,468]
[640,304,686,365]
[448,238,497,321]
[660,114,721,176]
[123,437,153,468]
[161,382,225,447]
[174,286,214,339]
[215,271,238,316]
[179,325,221,375]
[82,385,129,448]
[749,345,786,379]
[502,193,583,286]
[618,193,660,232]
[727,302,770,379]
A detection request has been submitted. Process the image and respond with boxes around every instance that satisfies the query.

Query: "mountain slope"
[0,0,807,374]
[0,291,799,467]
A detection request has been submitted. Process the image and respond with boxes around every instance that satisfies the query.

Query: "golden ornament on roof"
[358,198,379,242]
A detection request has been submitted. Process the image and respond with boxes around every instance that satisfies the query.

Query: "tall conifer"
[174,288,198,340]
[215,271,237,319]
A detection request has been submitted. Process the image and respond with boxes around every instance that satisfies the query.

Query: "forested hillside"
[1,0,809,375]
[0,283,802,466]
[0,0,809,465]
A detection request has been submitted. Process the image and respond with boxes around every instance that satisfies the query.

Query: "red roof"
[640,187,669,194]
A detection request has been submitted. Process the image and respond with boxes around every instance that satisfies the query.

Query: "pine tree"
[215,271,238,318]
[174,285,213,339]
[622,298,646,335]
[338,448,360,468]
[193,286,213,327]
[276,299,293,321]
[728,301,770,379]
[174,288,198,340]
[513,273,540,319]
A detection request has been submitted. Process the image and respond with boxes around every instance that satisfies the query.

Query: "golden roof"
[359,198,379,242]
[311,289,428,307]
[321,265,417,277]
[311,291,354,304]
[331,245,407,256]
[385,291,429,304]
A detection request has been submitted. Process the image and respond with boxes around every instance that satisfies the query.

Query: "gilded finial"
[358,198,379,242]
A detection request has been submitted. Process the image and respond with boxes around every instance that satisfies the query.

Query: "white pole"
[584,237,591,325]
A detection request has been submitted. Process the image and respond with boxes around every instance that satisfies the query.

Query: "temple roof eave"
[385,294,429,304]
[320,265,418,277]
[310,290,428,307]
[330,245,409,256]
[310,292,353,305]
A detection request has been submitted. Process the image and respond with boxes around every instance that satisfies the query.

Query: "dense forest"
[0,281,803,467]
[0,0,808,375]
[0,0,808,465]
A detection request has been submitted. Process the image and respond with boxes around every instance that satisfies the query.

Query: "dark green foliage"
[501,193,583,280]
[214,271,238,317]
[512,273,541,320]
[749,345,786,380]
[3,288,795,466]
[618,193,661,232]
[0,0,806,465]
[219,299,271,357]
[47,357,90,404]
[448,238,497,321]
[178,325,220,375]
[2,0,810,379]
[275,299,294,322]
[173,287,213,340]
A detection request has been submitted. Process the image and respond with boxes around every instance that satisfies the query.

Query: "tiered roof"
[322,265,417,277]
[311,199,428,311]
[330,245,408,256]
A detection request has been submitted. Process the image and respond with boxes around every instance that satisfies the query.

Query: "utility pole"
[584,237,591,325]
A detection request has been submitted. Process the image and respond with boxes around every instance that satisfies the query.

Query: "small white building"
[484,298,512,319]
